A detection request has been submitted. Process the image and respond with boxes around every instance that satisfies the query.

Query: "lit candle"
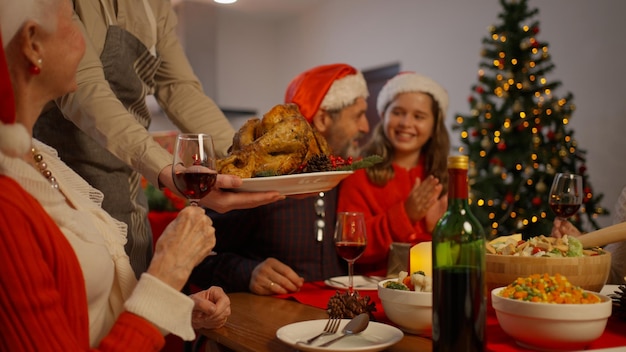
[409,241,432,277]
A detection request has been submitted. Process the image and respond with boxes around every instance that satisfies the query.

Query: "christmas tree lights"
[454,0,608,239]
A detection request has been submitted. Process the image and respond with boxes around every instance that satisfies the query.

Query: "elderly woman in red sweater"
[0,0,229,350]
[337,72,450,277]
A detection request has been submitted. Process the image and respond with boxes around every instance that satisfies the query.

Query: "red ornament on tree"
[531,197,542,206]
[497,142,507,151]
[489,157,502,166]
[547,130,555,140]
[532,26,539,34]
[505,192,515,204]
[579,165,587,174]
[475,86,484,94]
[468,95,475,103]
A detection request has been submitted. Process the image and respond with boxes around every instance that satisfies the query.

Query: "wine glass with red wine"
[334,212,367,295]
[549,173,583,220]
[172,133,217,206]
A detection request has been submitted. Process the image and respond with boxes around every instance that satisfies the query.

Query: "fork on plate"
[298,316,341,345]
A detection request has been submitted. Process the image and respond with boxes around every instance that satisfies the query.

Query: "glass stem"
[348,261,354,295]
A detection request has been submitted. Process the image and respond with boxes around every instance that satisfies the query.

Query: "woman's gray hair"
[0,0,59,48]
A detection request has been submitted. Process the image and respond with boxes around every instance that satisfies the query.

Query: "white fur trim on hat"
[320,71,369,111]
[376,73,449,118]
[0,122,30,157]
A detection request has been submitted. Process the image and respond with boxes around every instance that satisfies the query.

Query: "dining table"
[199,281,626,352]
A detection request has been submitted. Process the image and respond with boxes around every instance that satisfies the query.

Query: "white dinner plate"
[276,319,403,352]
[224,171,353,196]
[324,276,381,291]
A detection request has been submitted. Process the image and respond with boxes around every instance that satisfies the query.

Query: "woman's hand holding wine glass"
[172,133,217,206]
[334,212,367,295]
[549,173,583,220]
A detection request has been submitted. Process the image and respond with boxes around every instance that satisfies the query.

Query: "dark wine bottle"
[432,155,486,352]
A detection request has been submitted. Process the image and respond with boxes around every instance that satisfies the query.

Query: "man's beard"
[344,141,361,159]
[327,130,364,158]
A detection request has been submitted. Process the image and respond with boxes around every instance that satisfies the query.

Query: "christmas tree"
[454,0,608,240]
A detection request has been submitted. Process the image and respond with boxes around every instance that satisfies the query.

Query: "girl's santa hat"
[0,32,30,156]
[376,72,449,119]
[284,63,369,122]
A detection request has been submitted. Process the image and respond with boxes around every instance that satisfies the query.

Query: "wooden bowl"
[486,252,611,293]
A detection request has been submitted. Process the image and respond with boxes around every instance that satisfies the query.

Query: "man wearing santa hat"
[190,63,370,295]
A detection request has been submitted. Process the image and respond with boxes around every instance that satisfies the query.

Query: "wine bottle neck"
[448,168,469,200]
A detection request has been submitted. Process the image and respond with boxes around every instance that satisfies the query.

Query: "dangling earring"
[29,59,42,75]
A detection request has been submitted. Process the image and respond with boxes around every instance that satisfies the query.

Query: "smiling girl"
[337,72,451,277]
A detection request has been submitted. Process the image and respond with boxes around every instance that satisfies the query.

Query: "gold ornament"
[536,180,547,193]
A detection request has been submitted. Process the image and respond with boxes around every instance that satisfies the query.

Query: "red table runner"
[275,281,626,351]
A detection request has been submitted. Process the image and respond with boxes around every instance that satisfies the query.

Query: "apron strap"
[97,0,157,56]
[141,0,158,56]
[98,0,114,26]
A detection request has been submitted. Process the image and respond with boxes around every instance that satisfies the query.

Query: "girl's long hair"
[362,93,450,195]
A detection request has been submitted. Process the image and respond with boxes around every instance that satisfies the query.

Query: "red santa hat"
[284,63,369,123]
[0,32,30,157]
[376,72,449,119]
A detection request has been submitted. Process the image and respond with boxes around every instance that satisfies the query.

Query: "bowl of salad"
[491,273,612,350]
[378,271,432,335]
[486,234,611,293]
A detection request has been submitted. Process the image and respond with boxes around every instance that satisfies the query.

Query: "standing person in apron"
[34,0,283,277]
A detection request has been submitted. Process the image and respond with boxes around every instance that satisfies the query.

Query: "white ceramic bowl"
[491,287,612,351]
[377,278,432,335]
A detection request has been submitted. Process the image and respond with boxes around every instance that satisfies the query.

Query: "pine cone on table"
[327,291,377,320]
[610,284,626,320]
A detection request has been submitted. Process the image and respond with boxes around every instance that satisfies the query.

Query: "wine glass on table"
[334,212,367,295]
[549,173,583,220]
[172,133,217,206]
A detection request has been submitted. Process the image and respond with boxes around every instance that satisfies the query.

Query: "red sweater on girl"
[337,163,431,277]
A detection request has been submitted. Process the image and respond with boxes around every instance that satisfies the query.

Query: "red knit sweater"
[337,163,430,277]
[0,176,164,351]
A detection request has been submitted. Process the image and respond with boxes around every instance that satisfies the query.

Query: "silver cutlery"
[318,313,370,348]
[299,316,341,345]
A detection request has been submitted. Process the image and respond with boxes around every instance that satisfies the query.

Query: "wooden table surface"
[200,292,432,352]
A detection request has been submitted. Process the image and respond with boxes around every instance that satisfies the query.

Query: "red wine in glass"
[549,203,581,219]
[548,173,583,220]
[173,168,217,201]
[334,212,367,294]
[172,133,217,206]
[335,242,366,261]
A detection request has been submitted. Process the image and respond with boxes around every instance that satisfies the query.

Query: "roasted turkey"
[217,103,331,178]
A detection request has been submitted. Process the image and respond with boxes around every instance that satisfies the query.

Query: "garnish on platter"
[217,103,381,178]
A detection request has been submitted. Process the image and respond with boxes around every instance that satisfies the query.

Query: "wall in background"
[169,0,626,228]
